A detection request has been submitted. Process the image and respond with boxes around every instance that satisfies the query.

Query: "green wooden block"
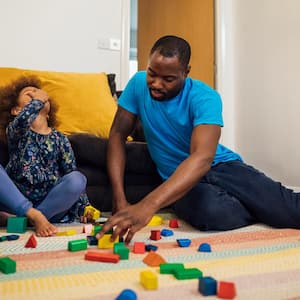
[7,217,27,233]
[174,268,203,280]
[160,263,185,274]
[93,225,102,236]
[68,239,88,252]
[0,257,16,274]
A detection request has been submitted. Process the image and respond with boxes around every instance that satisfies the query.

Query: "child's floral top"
[5,99,89,221]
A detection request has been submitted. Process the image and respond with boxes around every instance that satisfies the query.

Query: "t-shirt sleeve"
[191,90,224,127]
[117,72,141,115]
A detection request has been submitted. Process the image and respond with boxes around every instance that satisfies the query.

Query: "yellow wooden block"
[56,229,77,236]
[147,215,163,226]
[98,234,119,249]
[140,270,158,290]
[83,205,101,221]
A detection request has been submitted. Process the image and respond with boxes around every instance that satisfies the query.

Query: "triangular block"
[25,234,37,248]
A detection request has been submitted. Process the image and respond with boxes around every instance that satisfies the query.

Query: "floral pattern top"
[5,99,89,222]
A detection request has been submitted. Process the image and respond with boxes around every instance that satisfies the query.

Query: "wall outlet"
[109,38,121,51]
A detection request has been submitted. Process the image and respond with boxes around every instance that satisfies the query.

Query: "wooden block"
[140,270,158,290]
[85,251,120,263]
[25,234,37,248]
[217,281,236,299]
[133,242,145,254]
[143,251,166,267]
[0,257,16,274]
[7,217,27,233]
[68,239,88,252]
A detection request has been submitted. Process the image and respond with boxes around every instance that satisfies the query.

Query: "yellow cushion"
[0,67,117,137]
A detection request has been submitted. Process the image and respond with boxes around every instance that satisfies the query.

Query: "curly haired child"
[0,75,90,237]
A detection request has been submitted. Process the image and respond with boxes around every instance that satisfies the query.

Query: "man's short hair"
[150,35,191,69]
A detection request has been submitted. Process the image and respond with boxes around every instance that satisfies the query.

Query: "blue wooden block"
[145,244,158,252]
[116,288,137,300]
[176,238,191,247]
[198,242,212,252]
[161,229,174,236]
[198,276,217,296]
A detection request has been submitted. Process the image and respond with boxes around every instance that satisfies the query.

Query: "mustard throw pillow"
[0,67,117,137]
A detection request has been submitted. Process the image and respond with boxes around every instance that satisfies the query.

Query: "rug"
[1,213,300,300]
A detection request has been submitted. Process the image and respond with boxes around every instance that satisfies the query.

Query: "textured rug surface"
[1,214,300,300]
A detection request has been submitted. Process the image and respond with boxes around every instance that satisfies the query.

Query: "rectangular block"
[7,217,27,233]
[85,251,120,263]
[68,239,88,252]
[0,257,16,274]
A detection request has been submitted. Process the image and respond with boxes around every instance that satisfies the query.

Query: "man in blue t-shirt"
[98,35,300,244]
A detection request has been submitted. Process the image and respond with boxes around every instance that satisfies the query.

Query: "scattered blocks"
[199,276,217,296]
[160,229,174,237]
[133,242,145,254]
[176,239,191,247]
[56,229,77,236]
[169,219,179,228]
[143,251,166,267]
[25,234,37,248]
[85,251,120,263]
[160,263,185,274]
[140,270,158,290]
[217,281,236,299]
[174,267,203,280]
[0,257,16,274]
[7,217,27,233]
[114,242,130,260]
[150,230,161,240]
[145,244,158,252]
[198,242,212,252]
[68,239,88,252]
[98,234,119,249]
[147,215,163,226]
[116,288,137,300]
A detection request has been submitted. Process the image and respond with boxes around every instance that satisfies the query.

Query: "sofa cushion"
[0,67,117,138]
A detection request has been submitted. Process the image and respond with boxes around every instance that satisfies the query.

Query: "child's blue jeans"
[0,164,86,222]
[172,160,300,230]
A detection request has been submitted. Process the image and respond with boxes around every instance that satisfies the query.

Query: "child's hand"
[26,89,49,103]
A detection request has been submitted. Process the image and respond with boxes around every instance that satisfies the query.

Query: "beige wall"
[216,0,300,189]
[0,0,130,89]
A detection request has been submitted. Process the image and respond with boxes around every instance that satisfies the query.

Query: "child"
[0,75,89,237]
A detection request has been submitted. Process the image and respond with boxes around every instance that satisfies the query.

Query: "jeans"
[172,160,300,230]
[0,164,86,222]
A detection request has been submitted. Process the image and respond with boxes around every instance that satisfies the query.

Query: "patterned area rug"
[1,213,300,300]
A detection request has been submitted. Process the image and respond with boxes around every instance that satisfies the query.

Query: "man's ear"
[185,65,191,76]
[11,106,20,116]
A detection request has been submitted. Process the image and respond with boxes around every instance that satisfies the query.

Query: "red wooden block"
[133,242,145,253]
[25,234,37,248]
[85,251,120,263]
[150,230,161,241]
[217,281,236,299]
[169,219,179,228]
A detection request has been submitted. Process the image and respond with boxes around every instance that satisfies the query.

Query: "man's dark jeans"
[172,160,300,230]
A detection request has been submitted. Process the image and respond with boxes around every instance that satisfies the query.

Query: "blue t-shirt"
[118,71,242,180]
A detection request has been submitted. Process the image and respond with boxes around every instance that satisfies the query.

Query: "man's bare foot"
[26,208,57,237]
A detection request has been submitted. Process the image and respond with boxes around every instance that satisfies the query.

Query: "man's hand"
[96,201,155,244]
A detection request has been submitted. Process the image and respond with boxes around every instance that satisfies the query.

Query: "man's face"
[146,51,189,101]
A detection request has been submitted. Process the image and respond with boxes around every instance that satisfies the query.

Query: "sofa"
[0,68,162,212]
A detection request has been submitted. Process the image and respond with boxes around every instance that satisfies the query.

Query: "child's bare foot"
[26,208,57,237]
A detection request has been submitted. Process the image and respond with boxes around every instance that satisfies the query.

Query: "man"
[98,35,300,244]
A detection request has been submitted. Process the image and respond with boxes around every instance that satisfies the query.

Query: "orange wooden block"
[143,251,166,267]
[25,234,37,248]
[85,251,120,263]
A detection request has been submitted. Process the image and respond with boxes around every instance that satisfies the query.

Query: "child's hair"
[0,75,58,143]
